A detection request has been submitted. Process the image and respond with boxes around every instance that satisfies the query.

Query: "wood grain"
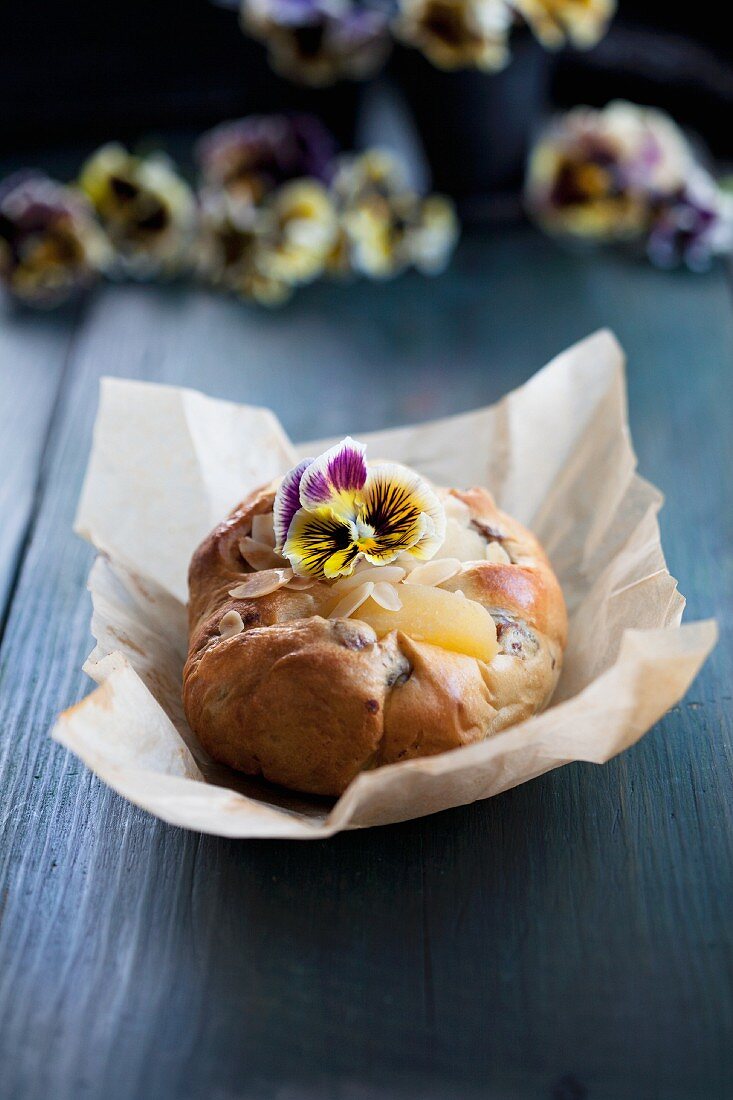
[0,302,80,626]
[0,228,731,1100]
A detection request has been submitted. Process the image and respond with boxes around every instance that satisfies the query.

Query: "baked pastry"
[183,438,567,796]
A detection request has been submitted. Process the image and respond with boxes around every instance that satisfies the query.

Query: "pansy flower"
[0,171,110,307]
[395,0,512,72]
[78,143,197,278]
[196,188,293,305]
[510,0,615,49]
[646,170,733,273]
[241,0,392,87]
[329,151,459,279]
[196,114,337,202]
[259,179,339,285]
[525,102,692,242]
[274,438,446,579]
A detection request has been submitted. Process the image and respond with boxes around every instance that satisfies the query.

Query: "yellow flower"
[260,179,339,285]
[511,0,615,48]
[275,438,446,579]
[525,102,692,242]
[78,143,196,276]
[409,194,460,274]
[396,0,511,72]
[196,188,292,305]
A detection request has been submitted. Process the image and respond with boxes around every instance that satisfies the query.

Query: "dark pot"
[392,33,552,219]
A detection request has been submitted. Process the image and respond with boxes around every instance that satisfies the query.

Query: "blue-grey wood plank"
[0,227,731,1100]
[0,304,80,623]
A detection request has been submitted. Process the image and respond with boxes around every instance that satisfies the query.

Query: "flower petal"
[273,458,313,549]
[299,436,367,516]
[359,462,446,562]
[283,506,360,579]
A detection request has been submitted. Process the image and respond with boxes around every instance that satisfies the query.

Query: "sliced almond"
[485,541,511,565]
[238,536,286,571]
[403,557,462,587]
[442,494,471,522]
[371,582,402,611]
[219,610,244,639]
[251,512,277,548]
[332,564,406,596]
[229,568,293,599]
[285,575,316,591]
[328,581,375,620]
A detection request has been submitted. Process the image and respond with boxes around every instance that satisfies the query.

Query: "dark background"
[2,1,732,160]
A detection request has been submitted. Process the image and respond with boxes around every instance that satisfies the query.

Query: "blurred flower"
[0,171,110,307]
[526,101,692,242]
[330,150,459,278]
[260,179,340,284]
[408,194,460,274]
[330,148,407,205]
[242,0,391,86]
[196,114,337,202]
[395,0,511,71]
[646,170,733,273]
[78,144,197,277]
[196,188,292,305]
[509,0,614,49]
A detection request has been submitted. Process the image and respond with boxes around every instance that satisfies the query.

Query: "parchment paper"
[53,330,717,838]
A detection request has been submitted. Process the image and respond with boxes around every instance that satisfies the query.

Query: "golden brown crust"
[183,481,567,796]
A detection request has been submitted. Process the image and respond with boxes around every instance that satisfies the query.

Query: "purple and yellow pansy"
[274,438,446,579]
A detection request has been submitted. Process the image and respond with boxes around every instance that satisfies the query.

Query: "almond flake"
[328,581,375,620]
[485,541,511,565]
[251,512,276,548]
[332,565,405,596]
[219,610,244,639]
[371,582,402,611]
[229,568,293,599]
[285,575,317,591]
[403,558,462,587]
[238,536,286,571]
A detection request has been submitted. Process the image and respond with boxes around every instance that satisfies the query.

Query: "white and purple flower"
[646,170,733,273]
[0,171,110,307]
[525,101,693,242]
[78,144,197,278]
[241,0,392,86]
[274,437,446,579]
[196,113,337,201]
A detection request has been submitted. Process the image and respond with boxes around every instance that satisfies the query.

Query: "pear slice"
[355,584,499,663]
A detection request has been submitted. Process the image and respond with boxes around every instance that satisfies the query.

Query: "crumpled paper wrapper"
[53,330,717,839]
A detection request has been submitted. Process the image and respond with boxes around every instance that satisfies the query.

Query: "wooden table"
[1,225,731,1100]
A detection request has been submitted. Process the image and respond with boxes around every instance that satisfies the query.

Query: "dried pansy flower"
[395,0,512,72]
[525,101,692,242]
[646,170,733,273]
[241,0,391,87]
[330,149,408,207]
[0,171,110,307]
[329,151,458,278]
[259,179,340,285]
[343,188,458,279]
[275,437,446,579]
[510,0,615,49]
[340,193,415,278]
[78,143,197,277]
[196,188,292,305]
[407,194,460,275]
[196,114,337,203]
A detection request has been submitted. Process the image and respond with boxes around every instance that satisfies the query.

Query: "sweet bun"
[183,454,567,796]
